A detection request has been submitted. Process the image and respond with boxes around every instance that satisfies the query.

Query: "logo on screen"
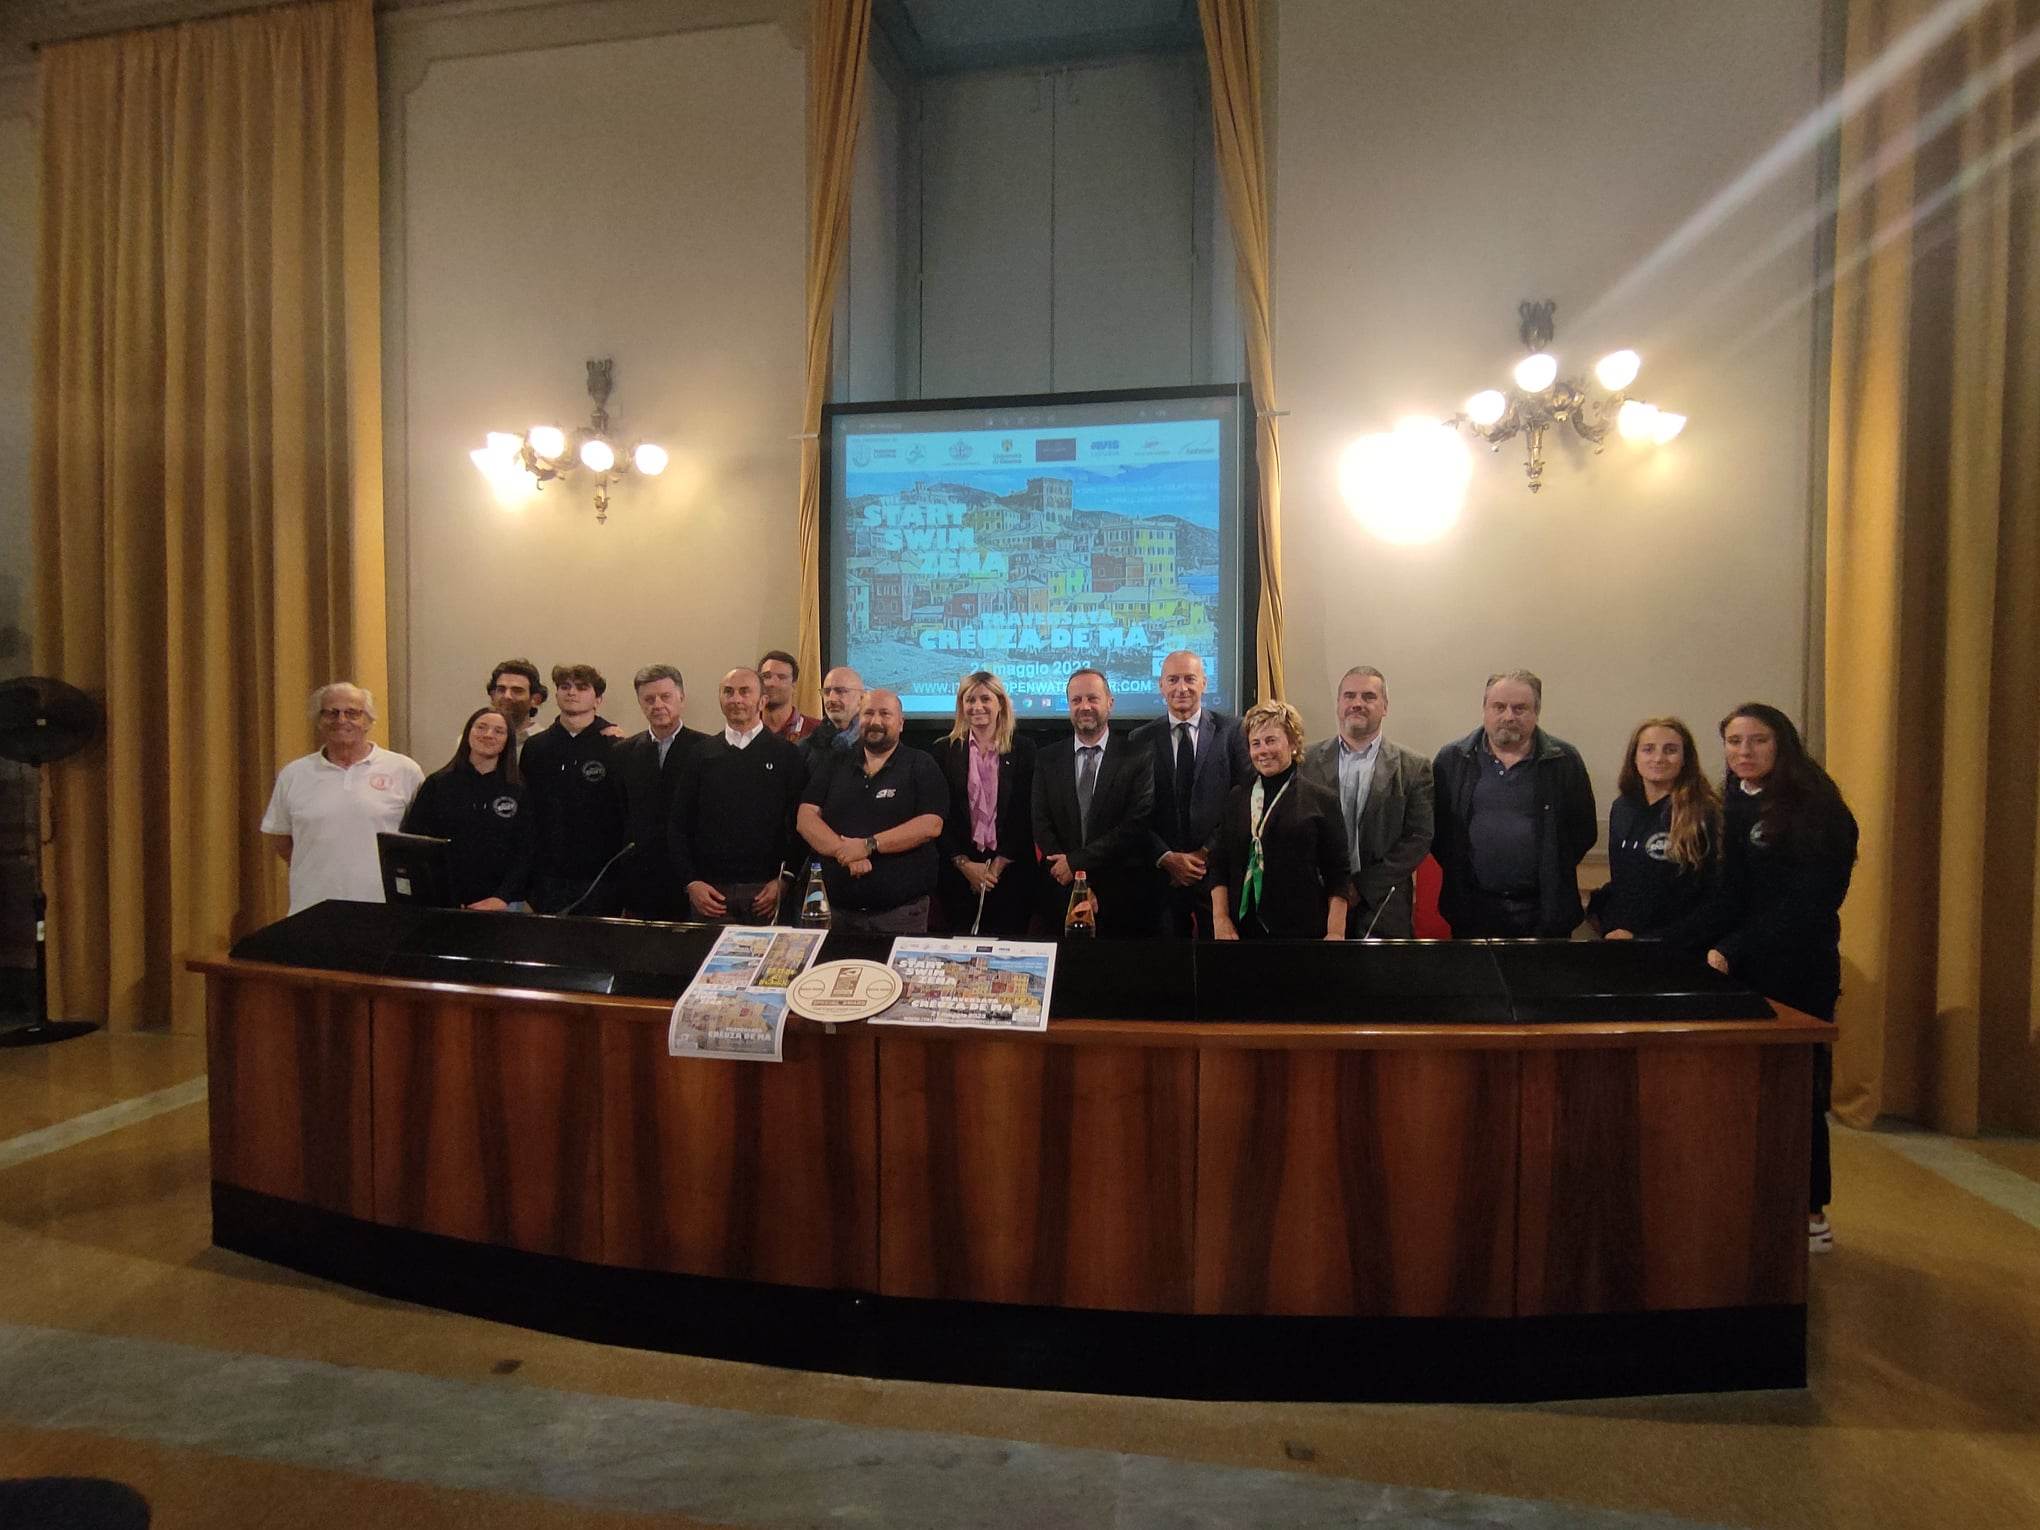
[1090,439,1119,453]
[1035,438,1076,461]
[949,441,973,460]
[850,443,871,466]
[907,444,925,463]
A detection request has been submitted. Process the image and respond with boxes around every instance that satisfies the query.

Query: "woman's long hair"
[438,705,523,787]
[944,671,1015,753]
[1615,717,1719,870]
[1717,702,1851,856]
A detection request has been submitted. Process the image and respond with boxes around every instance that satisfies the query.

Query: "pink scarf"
[967,736,999,852]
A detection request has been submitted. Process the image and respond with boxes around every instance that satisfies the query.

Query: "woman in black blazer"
[934,671,1038,936]
[1209,701,1352,940]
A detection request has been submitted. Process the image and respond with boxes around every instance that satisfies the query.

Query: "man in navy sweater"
[520,662,627,914]
[668,667,808,923]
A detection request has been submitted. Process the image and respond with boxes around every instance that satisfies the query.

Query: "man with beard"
[803,665,866,768]
[1031,667,1157,936]
[1299,665,1434,938]
[486,658,547,747]
[614,664,706,919]
[758,649,820,743]
[669,667,808,923]
[1430,669,1595,938]
[797,688,947,934]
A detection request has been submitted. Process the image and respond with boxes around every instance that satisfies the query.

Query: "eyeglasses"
[319,708,368,721]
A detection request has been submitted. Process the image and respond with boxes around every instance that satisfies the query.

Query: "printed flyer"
[668,926,827,1062]
[873,937,1056,1032]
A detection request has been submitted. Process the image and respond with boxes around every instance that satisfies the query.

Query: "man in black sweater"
[520,662,628,914]
[796,688,947,934]
[668,667,808,923]
[1430,669,1595,938]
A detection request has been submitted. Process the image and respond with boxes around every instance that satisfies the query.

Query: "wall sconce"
[1448,300,1686,493]
[471,358,668,523]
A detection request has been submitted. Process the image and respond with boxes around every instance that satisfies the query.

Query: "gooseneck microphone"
[558,842,637,916]
[1360,882,1405,942]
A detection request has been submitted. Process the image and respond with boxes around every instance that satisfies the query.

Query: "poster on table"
[667,926,827,1062]
[873,937,1057,1032]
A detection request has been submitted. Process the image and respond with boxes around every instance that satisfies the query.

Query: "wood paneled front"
[206,975,373,1218]
[877,1035,1197,1312]
[1517,1043,1810,1314]
[370,996,603,1261]
[1193,1048,1518,1317]
[600,1019,878,1289]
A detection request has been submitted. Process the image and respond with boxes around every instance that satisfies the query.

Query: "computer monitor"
[377,831,453,908]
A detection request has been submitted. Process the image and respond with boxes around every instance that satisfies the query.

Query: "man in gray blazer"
[1131,650,1252,936]
[1300,665,1435,938]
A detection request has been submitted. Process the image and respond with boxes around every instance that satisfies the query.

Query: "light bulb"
[1466,389,1507,427]
[579,437,616,472]
[1337,419,1471,546]
[632,442,669,476]
[471,447,535,506]
[1650,410,1687,444]
[484,432,522,459]
[1616,400,1660,441]
[1594,350,1641,392]
[528,425,566,460]
[1513,352,1558,393]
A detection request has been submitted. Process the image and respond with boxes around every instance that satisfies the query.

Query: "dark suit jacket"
[1299,734,1435,938]
[1031,730,1156,935]
[1132,708,1252,861]
[615,726,706,918]
[1207,773,1353,938]
[936,733,1037,865]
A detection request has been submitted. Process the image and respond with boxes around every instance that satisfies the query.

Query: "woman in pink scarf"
[934,671,1039,936]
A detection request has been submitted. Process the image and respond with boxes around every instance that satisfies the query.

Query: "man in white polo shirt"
[261,681,424,913]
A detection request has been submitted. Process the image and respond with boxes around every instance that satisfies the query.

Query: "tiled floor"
[2,1029,2038,1528]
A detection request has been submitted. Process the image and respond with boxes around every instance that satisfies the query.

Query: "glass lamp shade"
[632,442,669,476]
[528,425,567,460]
[1594,350,1641,392]
[1466,389,1507,427]
[1616,400,1660,441]
[1513,352,1558,393]
[1651,411,1687,444]
[579,438,616,472]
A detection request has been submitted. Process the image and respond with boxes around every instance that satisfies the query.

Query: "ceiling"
[1,0,1204,72]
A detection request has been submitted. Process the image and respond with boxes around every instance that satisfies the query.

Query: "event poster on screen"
[826,390,1244,720]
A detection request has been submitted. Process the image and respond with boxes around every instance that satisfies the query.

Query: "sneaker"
[1808,1213,1834,1253]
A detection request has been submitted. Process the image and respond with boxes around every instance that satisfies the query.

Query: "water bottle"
[1063,870,1098,938]
[798,858,832,928]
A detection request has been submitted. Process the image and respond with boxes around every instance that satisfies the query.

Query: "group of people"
[261,651,1858,1245]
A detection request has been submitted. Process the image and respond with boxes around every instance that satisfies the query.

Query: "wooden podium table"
[193,930,1824,1401]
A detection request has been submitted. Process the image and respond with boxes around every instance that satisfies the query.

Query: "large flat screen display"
[824,385,1251,722]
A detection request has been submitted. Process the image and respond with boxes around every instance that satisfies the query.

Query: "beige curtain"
[794,0,872,716]
[1826,0,2040,1131]
[33,0,387,1033]
[1197,0,1285,700]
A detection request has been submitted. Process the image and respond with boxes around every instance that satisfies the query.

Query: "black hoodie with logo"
[400,761,534,906]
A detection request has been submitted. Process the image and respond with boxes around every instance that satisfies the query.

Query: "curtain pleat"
[794,0,872,717]
[1825,0,2040,1131]
[31,0,387,1032]
[1196,0,1285,701]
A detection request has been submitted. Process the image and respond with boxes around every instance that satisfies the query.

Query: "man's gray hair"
[1483,669,1543,707]
[1339,664,1388,698]
[634,664,685,692]
[308,682,375,722]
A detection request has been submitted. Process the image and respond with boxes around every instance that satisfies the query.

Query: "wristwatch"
[863,835,879,858]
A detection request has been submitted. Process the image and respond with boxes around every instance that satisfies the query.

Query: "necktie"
[1343,758,1364,869]
[1076,745,1101,838]
[1174,723,1195,843]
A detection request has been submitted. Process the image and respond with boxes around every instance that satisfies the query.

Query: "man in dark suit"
[1300,665,1435,938]
[614,664,705,919]
[1131,650,1251,936]
[1032,667,1157,936]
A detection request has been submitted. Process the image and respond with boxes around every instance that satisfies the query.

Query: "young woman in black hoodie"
[1588,716,1720,942]
[400,706,534,910]
[1703,703,1858,1251]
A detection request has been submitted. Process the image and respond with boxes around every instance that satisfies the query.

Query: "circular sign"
[789,960,902,1023]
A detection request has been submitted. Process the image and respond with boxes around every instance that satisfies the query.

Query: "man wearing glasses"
[260,681,423,913]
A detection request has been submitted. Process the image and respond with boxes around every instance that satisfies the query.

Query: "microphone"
[1360,881,1404,942]
[558,841,637,916]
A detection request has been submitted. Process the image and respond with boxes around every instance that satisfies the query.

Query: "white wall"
[1274,0,1825,818]
[386,11,806,757]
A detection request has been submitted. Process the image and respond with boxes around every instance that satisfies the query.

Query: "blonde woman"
[935,671,1038,935]
[1208,701,1352,940]
[1587,717,1721,942]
